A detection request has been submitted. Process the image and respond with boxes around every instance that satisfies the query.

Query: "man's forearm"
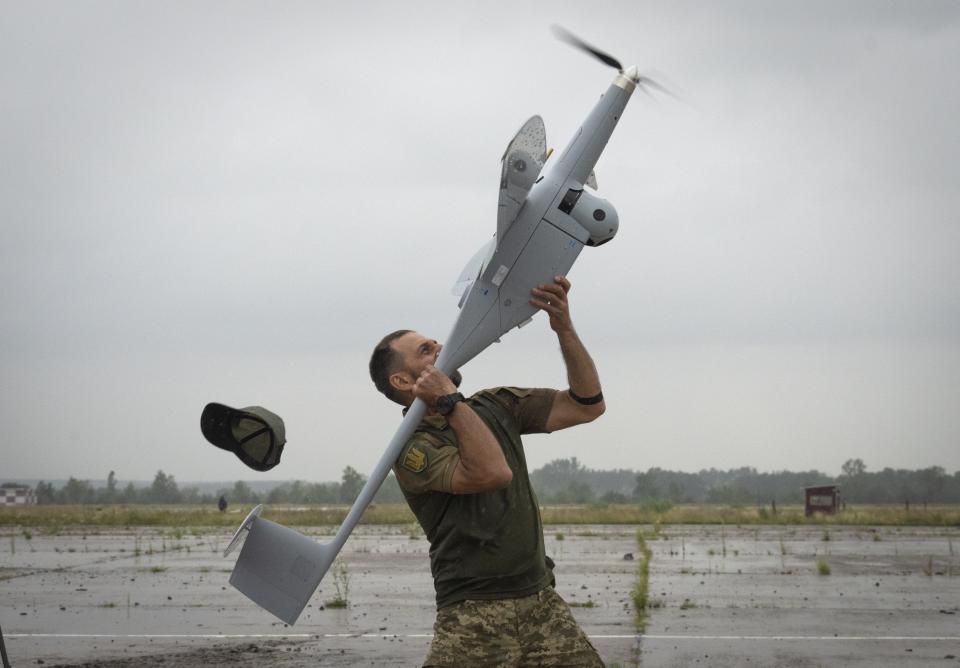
[447,402,512,491]
[448,403,502,467]
[557,329,602,397]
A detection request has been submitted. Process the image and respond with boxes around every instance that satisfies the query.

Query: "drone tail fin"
[229,516,338,625]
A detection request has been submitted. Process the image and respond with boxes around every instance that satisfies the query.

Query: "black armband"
[568,389,604,405]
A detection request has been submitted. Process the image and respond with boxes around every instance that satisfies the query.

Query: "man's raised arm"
[529,276,606,432]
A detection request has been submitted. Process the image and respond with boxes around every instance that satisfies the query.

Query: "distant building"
[803,484,840,517]
[1,483,36,506]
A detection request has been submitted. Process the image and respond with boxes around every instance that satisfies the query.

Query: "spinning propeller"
[551,25,673,98]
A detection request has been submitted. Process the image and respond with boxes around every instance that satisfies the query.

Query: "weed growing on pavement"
[325,558,350,608]
[631,528,654,631]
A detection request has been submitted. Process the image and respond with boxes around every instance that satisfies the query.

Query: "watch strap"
[436,392,465,416]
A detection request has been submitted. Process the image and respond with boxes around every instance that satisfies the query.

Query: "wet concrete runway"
[2,524,958,666]
[640,525,960,667]
[1,524,638,666]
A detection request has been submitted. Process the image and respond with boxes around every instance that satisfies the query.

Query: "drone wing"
[498,116,547,247]
[451,236,496,301]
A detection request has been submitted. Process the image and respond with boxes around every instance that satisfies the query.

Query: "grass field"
[1,503,959,529]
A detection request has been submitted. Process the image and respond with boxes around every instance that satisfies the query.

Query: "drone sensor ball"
[558,187,619,247]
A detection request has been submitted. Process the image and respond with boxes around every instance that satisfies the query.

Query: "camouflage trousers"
[422,587,604,667]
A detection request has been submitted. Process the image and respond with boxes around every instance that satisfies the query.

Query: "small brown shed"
[803,485,840,517]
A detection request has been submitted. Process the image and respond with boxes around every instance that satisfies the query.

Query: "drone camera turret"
[559,187,619,246]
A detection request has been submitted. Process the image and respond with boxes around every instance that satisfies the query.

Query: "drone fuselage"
[437,71,637,375]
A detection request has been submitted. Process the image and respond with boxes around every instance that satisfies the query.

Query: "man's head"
[369,330,460,406]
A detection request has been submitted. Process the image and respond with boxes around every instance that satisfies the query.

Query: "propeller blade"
[551,25,622,72]
[637,76,677,99]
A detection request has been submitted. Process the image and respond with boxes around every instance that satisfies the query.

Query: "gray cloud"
[2,1,958,481]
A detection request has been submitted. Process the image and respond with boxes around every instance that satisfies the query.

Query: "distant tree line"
[530,457,960,506]
[32,467,405,506]
[258,467,405,505]
[28,458,960,506]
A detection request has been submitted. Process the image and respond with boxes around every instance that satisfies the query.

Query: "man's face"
[392,331,442,379]
[388,332,462,399]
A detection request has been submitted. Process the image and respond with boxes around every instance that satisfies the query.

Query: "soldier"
[369,276,606,667]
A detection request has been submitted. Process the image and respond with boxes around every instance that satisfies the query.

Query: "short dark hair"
[369,329,412,405]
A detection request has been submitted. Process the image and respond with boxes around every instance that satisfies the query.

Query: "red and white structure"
[0,484,36,506]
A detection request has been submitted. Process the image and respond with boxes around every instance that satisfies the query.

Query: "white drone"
[222,26,665,625]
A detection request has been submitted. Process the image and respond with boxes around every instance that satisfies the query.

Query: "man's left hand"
[530,276,574,334]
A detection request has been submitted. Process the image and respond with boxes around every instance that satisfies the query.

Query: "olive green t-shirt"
[393,387,558,609]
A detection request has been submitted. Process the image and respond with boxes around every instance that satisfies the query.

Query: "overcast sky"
[2,1,958,485]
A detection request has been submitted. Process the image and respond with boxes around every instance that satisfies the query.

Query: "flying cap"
[201,403,286,472]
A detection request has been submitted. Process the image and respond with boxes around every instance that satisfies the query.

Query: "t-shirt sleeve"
[393,435,460,495]
[490,387,558,434]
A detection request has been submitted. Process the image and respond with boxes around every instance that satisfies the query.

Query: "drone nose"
[622,65,640,83]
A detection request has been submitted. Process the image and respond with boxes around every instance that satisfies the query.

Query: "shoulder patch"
[402,445,428,473]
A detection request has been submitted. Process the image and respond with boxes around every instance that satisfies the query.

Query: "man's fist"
[413,365,459,407]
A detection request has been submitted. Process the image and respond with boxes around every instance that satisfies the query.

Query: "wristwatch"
[435,392,465,416]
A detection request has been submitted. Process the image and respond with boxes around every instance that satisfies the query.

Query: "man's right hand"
[413,365,459,408]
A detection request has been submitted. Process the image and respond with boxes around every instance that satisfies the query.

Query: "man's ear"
[389,371,412,393]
